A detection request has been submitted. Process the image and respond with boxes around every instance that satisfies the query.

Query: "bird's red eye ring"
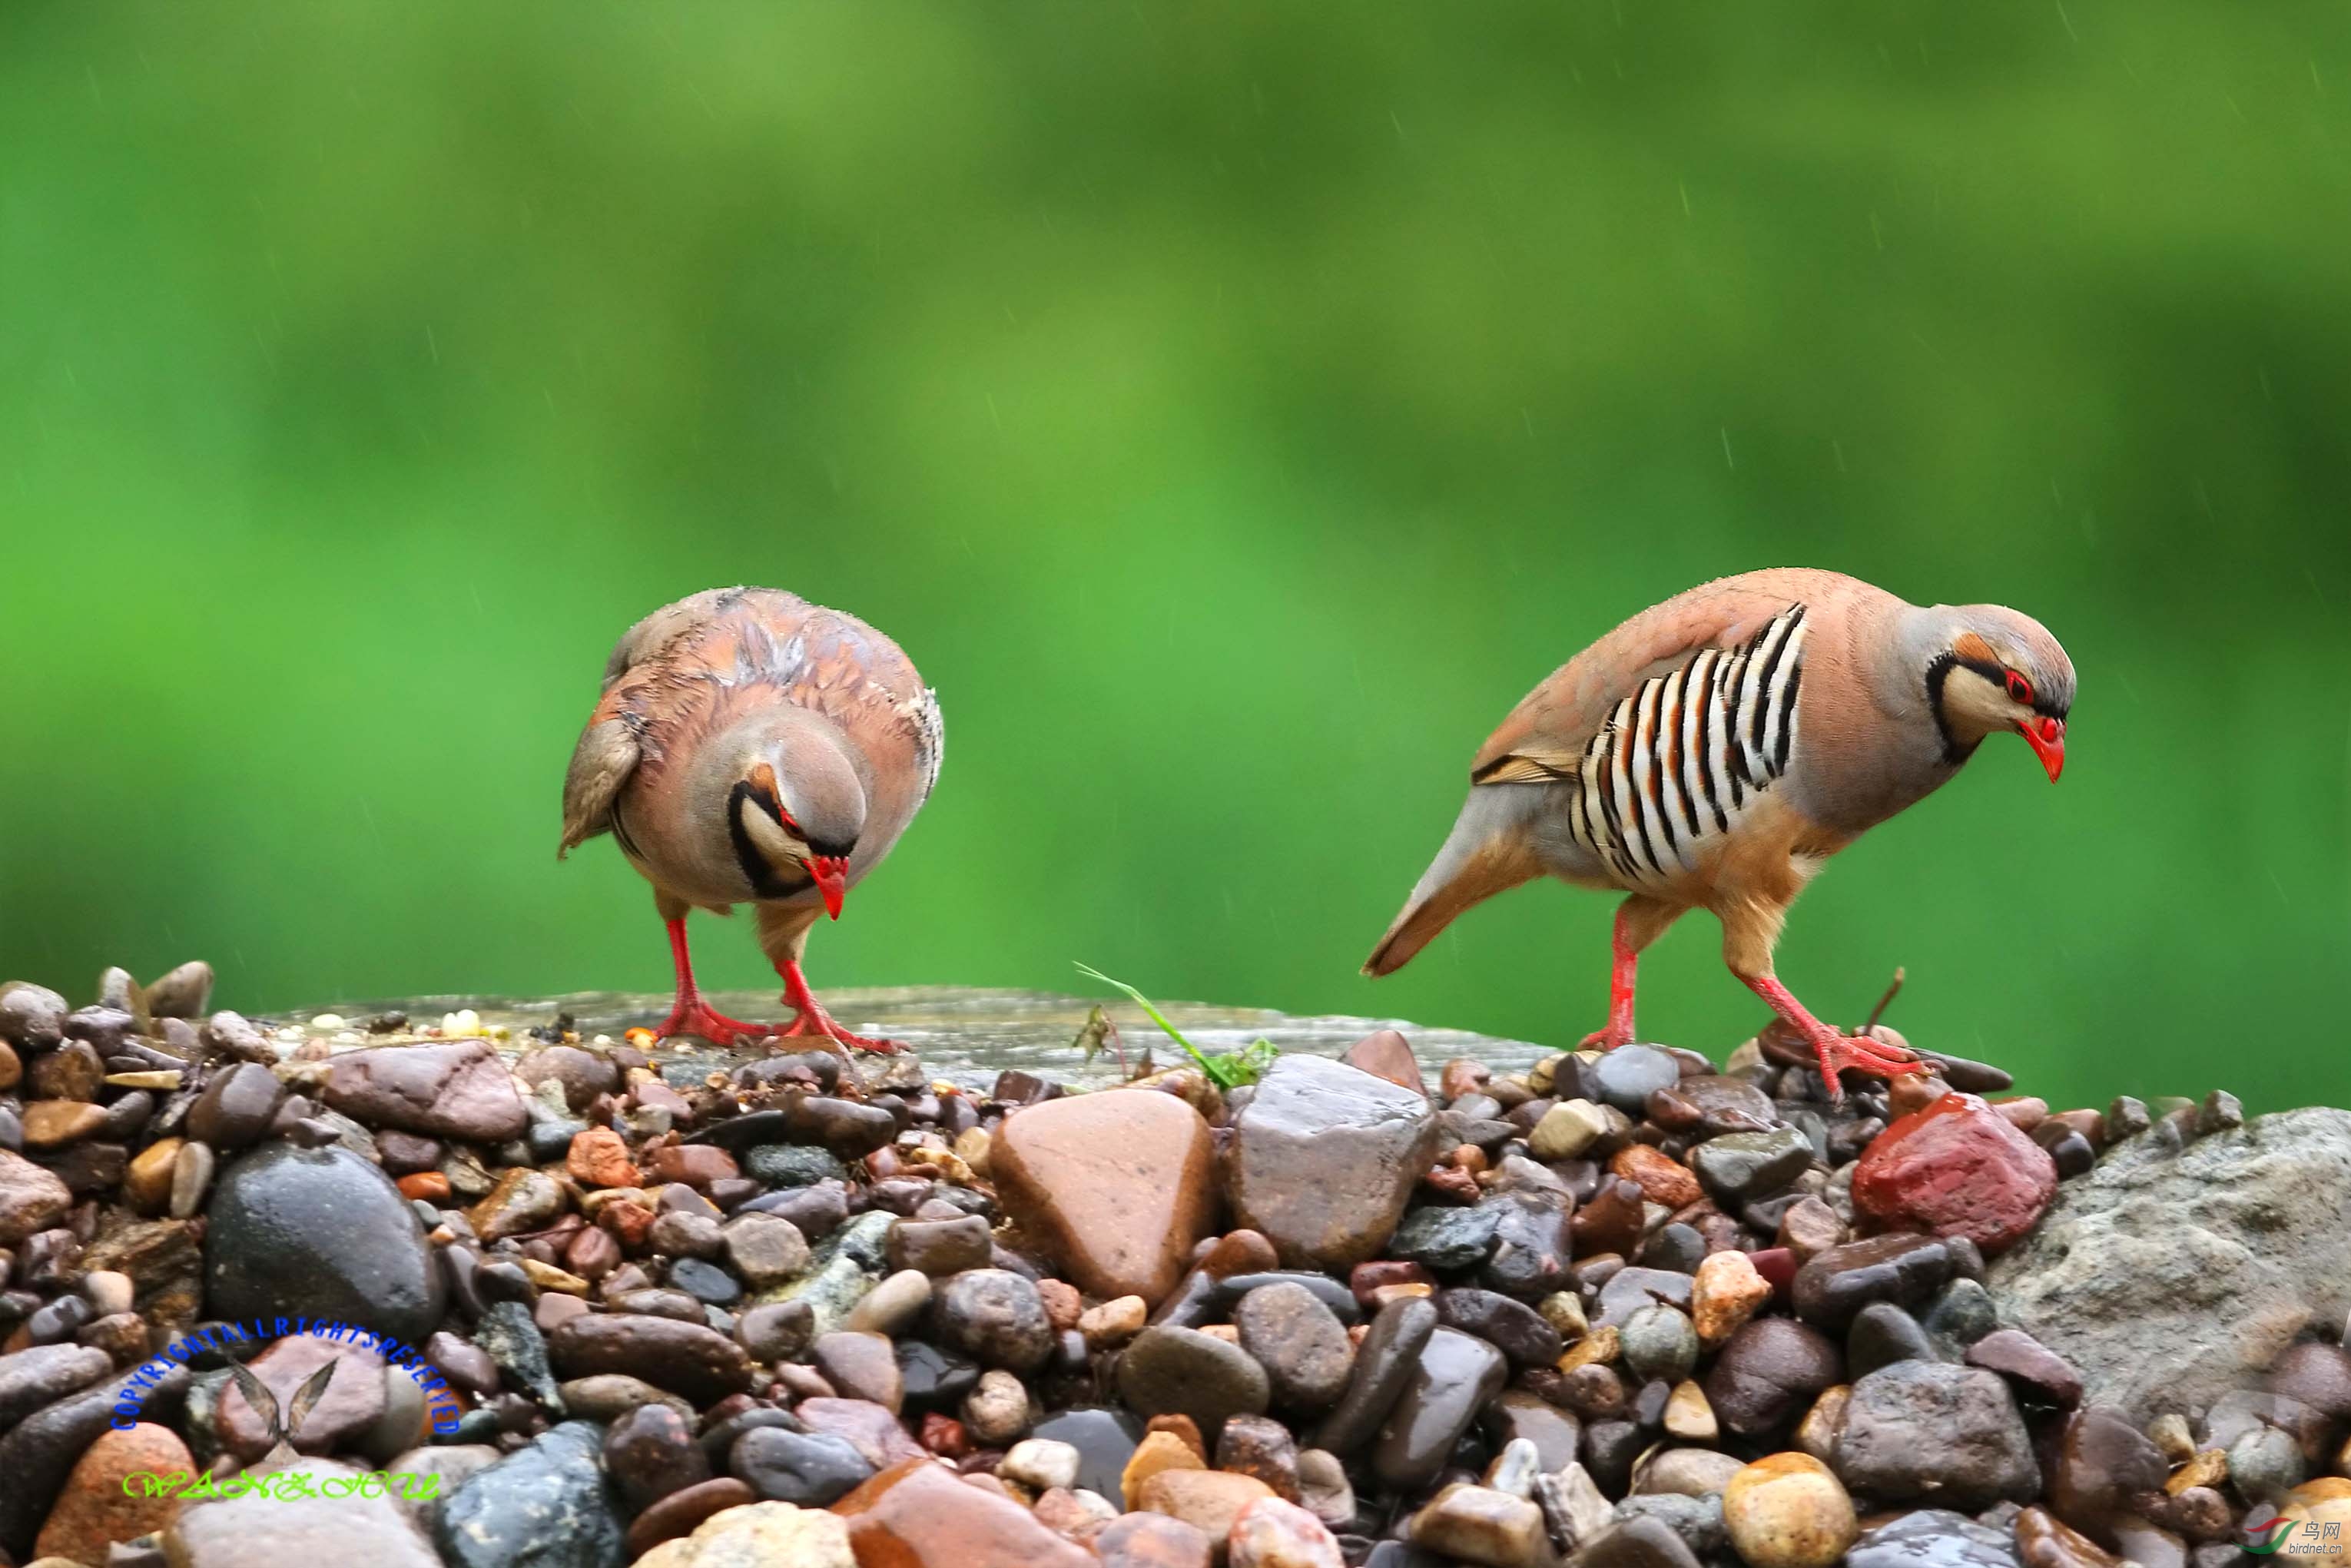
[2004,671,2034,706]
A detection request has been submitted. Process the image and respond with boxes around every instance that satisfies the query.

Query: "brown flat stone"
[991,1088,1218,1304]
[832,1456,1099,1568]
[22,1100,105,1149]
[217,1334,389,1460]
[1341,1029,1427,1096]
[317,1038,528,1142]
[624,1477,758,1557]
[1136,1468,1278,1548]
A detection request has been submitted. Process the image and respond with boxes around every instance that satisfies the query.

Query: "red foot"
[1579,1025,1634,1051]
[655,996,780,1048]
[1580,903,1642,1053]
[774,1004,901,1054]
[1810,1030,1923,1094]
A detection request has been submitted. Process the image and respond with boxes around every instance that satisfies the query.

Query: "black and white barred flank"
[1566,604,1810,887]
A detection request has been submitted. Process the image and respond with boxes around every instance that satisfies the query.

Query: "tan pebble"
[1557,1324,1620,1373]
[1077,1295,1147,1346]
[1664,1379,1718,1443]
[2147,1412,2195,1464]
[1134,1467,1274,1543]
[1407,1481,1546,1566]
[1537,1291,1589,1340]
[104,1070,183,1090]
[124,1137,182,1214]
[1121,1429,1206,1508]
[952,1125,990,1177]
[1794,1385,1851,1463]
[1722,1452,1857,1568]
[1367,1283,1433,1308]
[519,1259,590,1295]
[1198,1323,1242,1345]
[1692,1248,1772,1345]
[2167,1447,2228,1496]
[21,1101,104,1149]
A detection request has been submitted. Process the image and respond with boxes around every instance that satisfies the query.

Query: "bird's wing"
[558,699,642,857]
[725,594,943,818]
[1467,569,1862,785]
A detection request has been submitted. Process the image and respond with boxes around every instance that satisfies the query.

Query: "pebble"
[604,1401,710,1510]
[844,1268,932,1337]
[965,1366,1033,1447]
[30,1420,192,1565]
[1118,1324,1272,1441]
[1371,1325,1506,1492]
[167,1454,442,1567]
[1530,1099,1613,1161]
[1848,1509,2022,1568]
[1030,1406,1145,1499]
[1690,1126,1814,1205]
[1094,1510,1215,1568]
[1721,1452,1856,1568]
[812,1330,904,1412]
[1580,1511,1705,1568]
[1792,1232,1973,1331]
[1311,1294,1436,1454]
[1966,1328,2084,1407]
[1234,1282,1354,1411]
[1693,1249,1773,1345]
[1847,1301,1939,1378]
[1623,1304,1701,1383]
[546,1312,753,1404]
[1834,1361,2040,1507]
[1136,1468,1280,1549]
[319,1038,529,1143]
[1229,1495,1345,1568]
[1852,1093,2058,1255]
[836,1455,1098,1568]
[933,1268,1056,1373]
[201,1142,446,1343]
[0,1149,74,1244]
[1705,1317,1842,1437]
[1225,1056,1441,1269]
[992,1089,1219,1303]
[1388,1202,1500,1271]
[187,1062,285,1150]
[731,1426,874,1505]
[630,1500,854,1568]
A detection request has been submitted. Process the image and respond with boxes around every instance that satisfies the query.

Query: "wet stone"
[1031,1406,1144,1500]
[991,1088,1219,1304]
[1311,1295,1437,1456]
[745,1142,848,1187]
[1966,1328,2083,1407]
[1623,1304,1702,1384]
[320,1038,529,1144]
[1690,1126,1815,1206]
[1849,1302,1941,1379]
[1833,1361,2040,1508]
[1370,1324,1507,1493]
[1116,1324,1272,1442]
[1437,1287,1561,1366]
[894,1338,978,1411]
[1218,1412,1302,1500]
[187,1062,284,1151]
[1853,1094,2057,1256]
[932,1267,1055,1372]
[1478,1188,1575,1301]
[1234,1281,1355,1411]
[1226,1055,1442,1270]
[1706,1318,1844,1438]
[203,1142,446,1344]
[1483,1388,1583,1473]
[604,1401,708,1510]
[1793,1233,1973,1332]
[730,1425,874,1505]
[1388,1203,1500,1272]
[1581,1512,1706,1568]
[1094,1510,1215,1568]
[887,1213,993,1276]
[1597,1266,1697,1329]
[545,1312,753,1404]
[434,1420,625,1568]
[1847,1509,2022,1568]
[1590,1046,1681,1115]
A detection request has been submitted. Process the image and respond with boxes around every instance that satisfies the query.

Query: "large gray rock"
[1986,1108,2351,1422]
[1833,1361,2039,1508]
[204,1142,448,1345]
[1225,1053,1442,1268]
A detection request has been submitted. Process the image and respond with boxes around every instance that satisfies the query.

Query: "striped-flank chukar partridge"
[1365,568,2072,1095]
[559,586,943,1051]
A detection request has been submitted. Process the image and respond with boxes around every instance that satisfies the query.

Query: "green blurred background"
[5,3,2347,1112]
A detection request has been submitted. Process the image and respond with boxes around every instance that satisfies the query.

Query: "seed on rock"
[1721,1452,1856,1568]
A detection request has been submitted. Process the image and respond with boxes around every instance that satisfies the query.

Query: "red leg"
[654,918,778,1046]
[1578,906,1643,1050]
[774,958,901,1053]
[1739,970,1922,1100]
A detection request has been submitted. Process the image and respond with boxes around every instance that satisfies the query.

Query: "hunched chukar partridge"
[560,586,943,1050]
[1365,568,2072,1093]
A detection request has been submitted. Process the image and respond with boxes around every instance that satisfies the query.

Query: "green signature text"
[121,1469,441,1503]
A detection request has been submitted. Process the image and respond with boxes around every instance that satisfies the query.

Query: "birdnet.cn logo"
[2245,1506,2343,1556]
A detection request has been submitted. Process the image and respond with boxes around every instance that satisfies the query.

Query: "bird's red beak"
[810,856,848,920]
[2018,715,2066,783]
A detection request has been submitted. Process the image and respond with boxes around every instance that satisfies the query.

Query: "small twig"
[1864,966,1906,1033]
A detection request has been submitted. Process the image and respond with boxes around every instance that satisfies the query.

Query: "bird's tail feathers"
[1363,787,1544,977]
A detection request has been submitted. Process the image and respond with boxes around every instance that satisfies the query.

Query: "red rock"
[990,1089,1219,1304]
[1349,1261,1432,1307]
[919,1412,969,1457]
[396,1172,452,1202]
[568,1127,642,1188]
[1610,1145,1703,1209]
[832,1455,1099,1567]
[34,1421,193,1563]
[1852,1092,2058,1255]
[0,1148,74,1243]
[1438,1059,1489,1100]
[651,1145,738,1188]
[601,1198,657,1248]
[1341,1030,1427,1096]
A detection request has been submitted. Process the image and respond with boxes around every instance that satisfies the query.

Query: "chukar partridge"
[1365,568,2072,1093]
[560,586,943,1050]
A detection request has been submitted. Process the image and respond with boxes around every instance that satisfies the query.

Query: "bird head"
[1922,605,2075,781]
[727,719,865,917]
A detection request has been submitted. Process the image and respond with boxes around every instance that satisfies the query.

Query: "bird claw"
[655,999,779,1048]
[776,1007,902,1055]
[1578,1026,1634,1052]
[1812,1033,1925,1099]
